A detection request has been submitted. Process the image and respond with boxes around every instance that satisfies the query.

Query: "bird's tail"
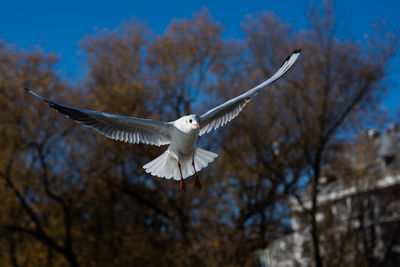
[143,148,217,180]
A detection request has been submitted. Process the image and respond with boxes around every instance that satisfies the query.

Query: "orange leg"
[178,162,186,192]
[192,158,201,190]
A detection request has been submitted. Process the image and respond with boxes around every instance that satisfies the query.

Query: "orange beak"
[194,123,199,128]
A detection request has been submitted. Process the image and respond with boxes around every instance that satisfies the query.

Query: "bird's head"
[175,115,200,133]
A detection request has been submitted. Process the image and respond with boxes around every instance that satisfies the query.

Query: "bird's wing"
[199,49,301,136]
[25,89,173,146]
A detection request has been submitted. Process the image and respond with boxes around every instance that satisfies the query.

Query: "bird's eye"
[189,119,192,123]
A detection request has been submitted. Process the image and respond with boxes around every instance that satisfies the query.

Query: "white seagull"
[25,49,301,192]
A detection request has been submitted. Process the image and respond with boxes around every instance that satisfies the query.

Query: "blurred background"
[0,0,399,266]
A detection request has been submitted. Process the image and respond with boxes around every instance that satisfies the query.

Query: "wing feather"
[25,89,172,146]
[199,49,301,136]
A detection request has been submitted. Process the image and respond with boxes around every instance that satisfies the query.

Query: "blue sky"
[0,0,399,116]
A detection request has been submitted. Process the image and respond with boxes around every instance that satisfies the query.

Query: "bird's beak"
[194,123,199,128]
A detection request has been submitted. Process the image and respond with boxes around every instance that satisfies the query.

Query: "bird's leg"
[178,162,186,192]
[192,157,201,190]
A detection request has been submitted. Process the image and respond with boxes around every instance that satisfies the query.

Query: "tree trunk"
[310,161,323,267]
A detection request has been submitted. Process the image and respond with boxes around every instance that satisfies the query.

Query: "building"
[261,125,400,266]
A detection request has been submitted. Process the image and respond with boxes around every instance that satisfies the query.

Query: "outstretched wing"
[25,89,173,146]
[199,49,301,136]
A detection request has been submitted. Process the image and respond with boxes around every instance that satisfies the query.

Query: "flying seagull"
[25,49,301,192]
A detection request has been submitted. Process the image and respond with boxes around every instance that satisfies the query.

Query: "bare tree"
[0,3,397,266]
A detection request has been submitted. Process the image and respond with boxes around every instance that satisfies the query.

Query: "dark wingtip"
[280,49,302,67]
[280,55,290,67]
[24,87,30,91]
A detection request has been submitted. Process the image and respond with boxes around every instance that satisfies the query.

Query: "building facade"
[261,125,400,266]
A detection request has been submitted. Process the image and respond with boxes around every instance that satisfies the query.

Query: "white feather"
[143,148,217,180]
[199,49,301,136]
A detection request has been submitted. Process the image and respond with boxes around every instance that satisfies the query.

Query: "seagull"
[25,49,301,192]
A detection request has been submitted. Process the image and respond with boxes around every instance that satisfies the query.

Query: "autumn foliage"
[0,5,398,267]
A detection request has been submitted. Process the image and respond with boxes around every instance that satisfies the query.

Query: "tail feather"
[194,148,218,170]
[143,148,217,181]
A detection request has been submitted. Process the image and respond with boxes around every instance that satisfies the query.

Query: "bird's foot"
[180,179,186,192]
[194,174,202,190]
